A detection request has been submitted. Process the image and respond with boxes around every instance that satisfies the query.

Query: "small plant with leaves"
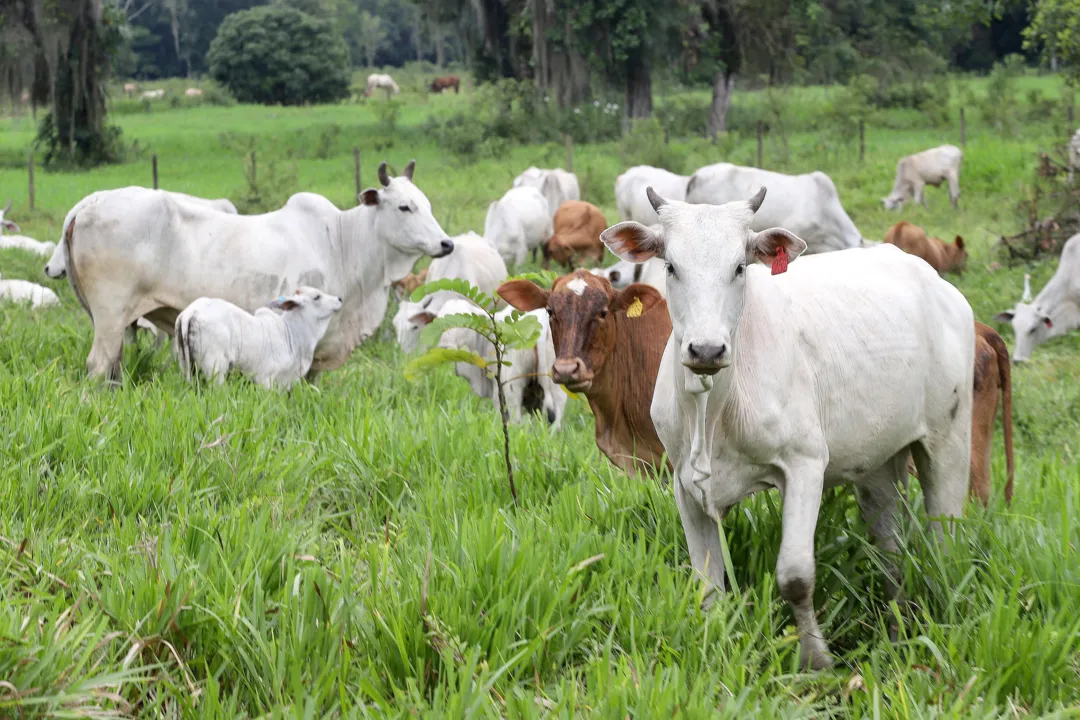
[403,274,555,504]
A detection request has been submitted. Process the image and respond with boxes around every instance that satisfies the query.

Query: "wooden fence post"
[960,108,966,148]
[353,147,361,201]
[27,152,34,211]
[1068,103,1075,125]
[250,151,257,189]
[756,120,763,168]
[859,120,865,163]
[152,153,159,189]
[565,134,574,172]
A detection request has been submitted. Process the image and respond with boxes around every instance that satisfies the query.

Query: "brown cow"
[392,268,428,301]
[543,201,607,270]
[430,75,460,94]
[499,270,671,476]
[883,221,967,275]
[907,321,1014,506]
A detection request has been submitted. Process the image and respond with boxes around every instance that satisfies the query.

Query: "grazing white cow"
[686,163,865,253]
[1068,129,1080,184]
[995,233,1080,362]
[602,186,974,670]
[0,272,60,308]
[512,167,580,219]
[0,200,56,256]
[366,73,400,99]
[140,89,165,100]
[66,160,452,382]
[393,230,508,352]
[123,82,137,97]
[615,166,689,225]
[483,187,553,267]
[411,298,566,427]
[882,145,963,210]
[184,88,204,97]
[592,255,667,297]
[175,287,343,389]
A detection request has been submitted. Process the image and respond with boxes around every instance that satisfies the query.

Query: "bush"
[207,5,350,106]
[618,119,686,172]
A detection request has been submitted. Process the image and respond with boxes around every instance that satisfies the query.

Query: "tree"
[1026,0,1080,83]
[207,5,350,106]
[356,10,389,67]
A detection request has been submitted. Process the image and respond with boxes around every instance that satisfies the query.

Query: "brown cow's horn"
[377,162,390,187]
[747,186,766,213]
[646,186,665,213]
[403,159,415,181]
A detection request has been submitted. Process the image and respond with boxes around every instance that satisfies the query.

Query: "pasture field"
[1,74,1079,716]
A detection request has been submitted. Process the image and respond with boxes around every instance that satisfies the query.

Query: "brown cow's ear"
[614,283,663,318]
[497,280,549,311]
[360,188,379,206]
[408,311,436,326]
[954,235,965,249]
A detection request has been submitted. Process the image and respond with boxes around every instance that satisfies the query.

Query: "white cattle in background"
[175,287,342,389]
[0,199,56,256]
[592,255,667,297]
[484,186,552,267]
[882,144,963,210]
[184,88,204,97]
[615,166,689,225]
[995,233,1080,362]
[410,298,566,428]
[513,167,580,219]
[394,230,508,353]
[686,163,865,253]
[602,186,973,671]
[0,272,59,308]
[366,73,400,99]
[141,89,165,100]
[1068,129,1080,184]
[64,160,452,382]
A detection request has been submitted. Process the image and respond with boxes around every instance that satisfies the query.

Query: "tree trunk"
[530,0,588,108]
[625,51,652,120]
[434,26,445,67]
[709,69,735,138]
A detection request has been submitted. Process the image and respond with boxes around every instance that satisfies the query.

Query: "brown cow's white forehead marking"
[567,277,588,296]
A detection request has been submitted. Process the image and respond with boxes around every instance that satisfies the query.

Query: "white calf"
[883,145,963,210]
[0,272,60,308]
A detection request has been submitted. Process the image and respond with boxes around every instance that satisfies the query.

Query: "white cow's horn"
[2,198,11,215]
[377,162,391,187]
[646,186,665,213]
[403,159,415,181]
[747,186,766,213]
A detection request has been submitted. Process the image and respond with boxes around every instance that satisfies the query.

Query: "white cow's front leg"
[777,459,831,670]
[674,474,726,604]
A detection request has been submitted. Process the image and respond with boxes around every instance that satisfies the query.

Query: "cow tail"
[175,312,194,381]
[989,330,1015,504]
[685,173,698,199]
[64,213,92,318]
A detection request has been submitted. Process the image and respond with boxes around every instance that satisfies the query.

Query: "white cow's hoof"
[800,638,834,671]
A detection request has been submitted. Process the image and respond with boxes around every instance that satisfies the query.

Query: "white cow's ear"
[748,227,807,265]
[409,311,436,326]
[993,310,1015,323]
[601,221,664,262]
[360,189,380,207]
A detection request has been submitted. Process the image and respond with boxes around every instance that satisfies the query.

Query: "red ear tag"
[1045,318,1053,329]
[771,246,789,275]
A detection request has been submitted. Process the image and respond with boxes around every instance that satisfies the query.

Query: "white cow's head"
[995,301,1054,363]
[0,199,20,234]
[601,186,806,375]
[359,160,453,274]
[44,240,67,278]
[881,192,906,211]
[393,297,434,353]
[268,286,344,321]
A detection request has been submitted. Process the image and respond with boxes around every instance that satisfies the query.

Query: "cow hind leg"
[87,318,127,384]
[856,453,910,640]
[911,421,970,539]
[947,171,960,209]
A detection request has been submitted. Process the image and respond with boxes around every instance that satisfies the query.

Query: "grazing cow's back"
[615,166,689,225]
[499,270,672,475]
[883,221,967,275]
[544,201,607,269]
[430,75,460,93]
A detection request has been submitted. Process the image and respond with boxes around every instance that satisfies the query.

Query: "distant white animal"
[1068,129,1080,184]
[123,82,137,97]
[0,272,59,308]
[0,199,56,256]
[64,160,451,382]
[366,73,400,99]
[175,287,343,389]
[602,186,974,671]
[393,231,508,352]
[995,233,1080,362]
[184,88,204,97]
[686,163,865,253]
[140,89,165,100]
[592,255,667,297]
[410,298,566,427]
[882,144,963,210]
[512,167,580,219]
[615,166,689,225]
[484,187,553,267]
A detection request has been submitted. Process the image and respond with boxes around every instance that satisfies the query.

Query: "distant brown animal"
[430,75,460,94]
[883,221,967,275]
[392,268,429,301]
[543,201,607,270]
[907,321,1014,506]
[499,270,672,476]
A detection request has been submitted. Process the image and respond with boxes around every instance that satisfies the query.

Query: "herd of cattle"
[1,136,1079,669]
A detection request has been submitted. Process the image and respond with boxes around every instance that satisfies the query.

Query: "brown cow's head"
[498,269,662,393]
[942,235,967,274]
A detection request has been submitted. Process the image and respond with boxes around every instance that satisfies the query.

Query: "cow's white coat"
[0,272,60,308]
[483,187,553,266]
[512,167,580,219]
[615,166,689,225]
[882,145,963,210]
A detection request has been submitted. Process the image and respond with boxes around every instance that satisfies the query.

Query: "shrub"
[618,119,686,172]
[207,5,350,106]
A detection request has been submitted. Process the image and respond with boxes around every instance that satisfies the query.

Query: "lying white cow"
[686,163,864,253]
[1069,129,1080,184]
[484,187,552,267]
[995,233,1080,362]
[175,287,342,389]
[882,144,962,210]
[412,298,566,427]
[592,255,667,297]
[615,166,689,225]
[512,167,580,219]
[66,160,451,382]
[141,89,165,100]
[602,186,973,670]
[0,200,55,256]
[394,230,508,352]
[0,272,60,308]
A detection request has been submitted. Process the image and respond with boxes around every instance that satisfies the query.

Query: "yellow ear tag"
[626,297,643,318]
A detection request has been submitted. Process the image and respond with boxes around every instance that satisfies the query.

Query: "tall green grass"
[0,74,1078,716]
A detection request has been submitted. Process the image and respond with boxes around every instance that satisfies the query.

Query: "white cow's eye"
[735,263,746,278]
[665,262,677,279]
[399,205,412,213]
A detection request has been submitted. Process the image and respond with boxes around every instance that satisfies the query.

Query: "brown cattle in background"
[430,76,460,94]
[392,268,428,301]
[543,201,607,270]
[499,270,671,476]
[884,221,967,275]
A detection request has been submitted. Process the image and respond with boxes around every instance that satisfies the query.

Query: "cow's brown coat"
[543,201,607,270]
[884,221,967,275]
